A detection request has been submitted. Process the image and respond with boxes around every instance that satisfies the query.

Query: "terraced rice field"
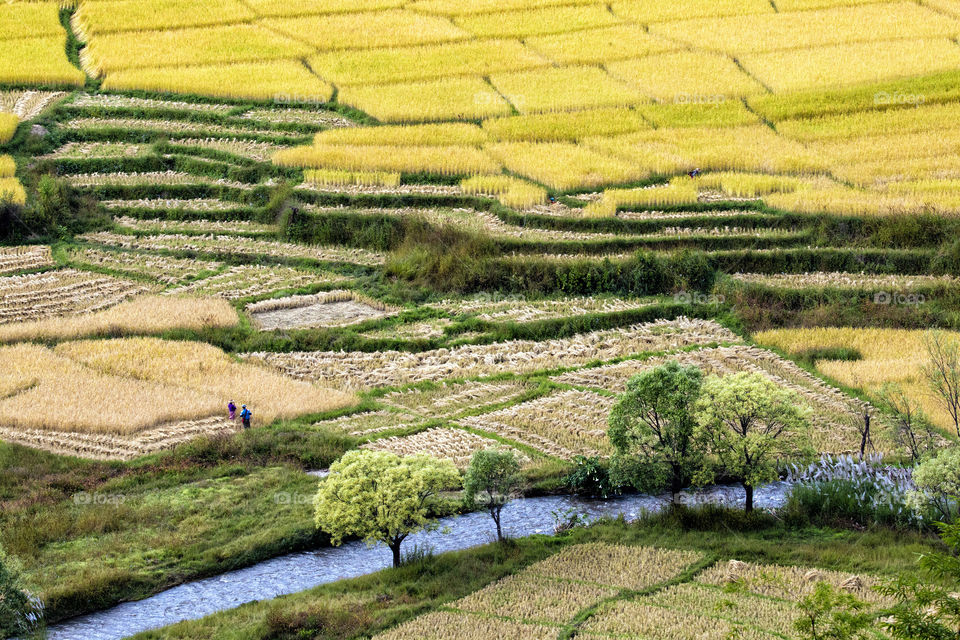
[361,427,522,467]
[0,269,149,324]
[374,544,894,640]
[0,245,54,275]
[165,265,350,300]
[246,318,740,390]
[247,290,398,329]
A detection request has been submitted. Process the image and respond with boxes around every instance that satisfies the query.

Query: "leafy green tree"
[607,360,706,502]
[0,544,43,639]
[463,448,523,542]
[794,582,874,640]
[907,446,960,522]
[315,450,460,568]
[695,372,811,512]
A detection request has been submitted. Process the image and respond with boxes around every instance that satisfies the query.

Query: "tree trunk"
[670,475,683,505]
[859,413,870,459]
[493,510,503,542]
[389,540,402,568]
[744,483,754,513]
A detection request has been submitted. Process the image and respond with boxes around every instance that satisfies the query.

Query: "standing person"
[240,405,252,430]
[228,400,237,421]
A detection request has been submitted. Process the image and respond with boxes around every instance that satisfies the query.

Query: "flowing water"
[46,482,792,640]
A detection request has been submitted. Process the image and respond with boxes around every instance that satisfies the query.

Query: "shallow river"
[47,482,792,640]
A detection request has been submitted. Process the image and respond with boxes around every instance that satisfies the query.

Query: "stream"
[46,482,793,640]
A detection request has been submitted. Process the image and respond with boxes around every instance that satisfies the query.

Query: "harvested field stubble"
[0,269,149,325]
[460,389,615,458]
[362,427,522,467]
[245,318,741,390]
[0,246,53,275]
[247,290,397,330]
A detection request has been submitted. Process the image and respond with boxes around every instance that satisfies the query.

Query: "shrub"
[564,455,620,499]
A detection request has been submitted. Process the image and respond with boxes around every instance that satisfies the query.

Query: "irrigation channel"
[47,481,793,640]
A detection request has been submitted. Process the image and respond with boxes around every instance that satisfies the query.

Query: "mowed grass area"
[125,512,946,640]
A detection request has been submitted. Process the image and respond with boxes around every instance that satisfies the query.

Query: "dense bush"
[564,456,620,499]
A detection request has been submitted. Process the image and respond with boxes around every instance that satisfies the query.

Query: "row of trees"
[609,363,811,512]
[312,362,816,568]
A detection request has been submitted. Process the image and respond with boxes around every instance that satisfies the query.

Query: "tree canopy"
[463,448,523,542]
[315,449,460,567]
[608,360,705,499]
[695,372,811,512]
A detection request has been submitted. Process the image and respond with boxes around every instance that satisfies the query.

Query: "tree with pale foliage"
[695,372,811,512]
[463,448,523,542]
[907,446,960,522]
[314,450,460,568]
[608,360,706,503]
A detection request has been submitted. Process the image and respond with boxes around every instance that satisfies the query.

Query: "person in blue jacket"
[240,405,252,429]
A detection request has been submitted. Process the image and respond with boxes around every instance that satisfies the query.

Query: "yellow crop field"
[314,123,488,147]
[764,185,928,216]
[0,178,26,206]
[0,1,63,39]
[922,0,960,16]
[460,175,547,208]
[453,5,617,38]
[638,101,759,128]
[0,338,354,435]
[526,24,678,64]
[0,296,239,344]
[338,77,512,122]
[0,36,86,87]
[246,0,404,16]
[275,143,500,176]
[308,39,549,86]
[650,3,958,54]
[490,66,647,114]
[606,51,766,102]
[80,25,312,75]
[742,38,960,93]
[777,102,960,142]
[482,107,650,142]
[611,0,773,23]
[697,172,806,197]
[809,130,960,168]
[72,0,255,38]
[264,10,469,51]
[755,328,960,433]
[304,169,401,187]
[776,0,899,8]
[585,180,700,216]
[102,61,334,102]
[835,156,960,188]
[0,113,17,144]
[588,124,820,176]
[486,142,646,190]
[0,156,14,178]
[408,0,598,14]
